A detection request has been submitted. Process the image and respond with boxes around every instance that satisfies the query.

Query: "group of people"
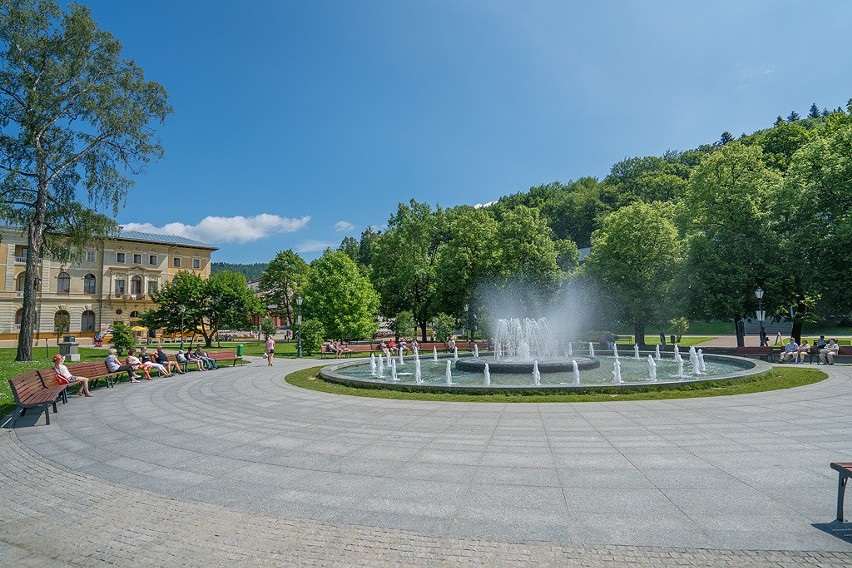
[325,339,351,358]
[105,346,216,382]
[375,338,419,355]
[778,335,841,364]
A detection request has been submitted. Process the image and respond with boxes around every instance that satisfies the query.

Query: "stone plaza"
[2,357,852,566]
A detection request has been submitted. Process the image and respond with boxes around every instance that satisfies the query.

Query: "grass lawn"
[615,336,714,347]
[285,365,827,403]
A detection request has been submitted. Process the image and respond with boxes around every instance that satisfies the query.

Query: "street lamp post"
[179,305,186,351]
[296,295,303,358]
[755,287,765,346]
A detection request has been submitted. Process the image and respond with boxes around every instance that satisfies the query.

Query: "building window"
[86,250,96,262]
[173,257,181,268]
[193,258,201,269]
[147,280,158,294]
[84,274,97,294]
[133,253,142,264]
[130,275,143,295]
[115,279,125,295]
[54,310,70,334]
[129,310,140,318]
[116,252,125,263]
[57,272,71,293]
[15,308,24,325]
[81,310,96,332]
[16,273,26,292]
[149,254,158,266]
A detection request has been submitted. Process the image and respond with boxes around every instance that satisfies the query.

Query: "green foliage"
[431,313,457,343]
[584,201,682,342]
[670,316,689,341]
[370,200,444,339]
[259,249,309,328]
[260,318,276,340]
[299,319,325,355]
[391,310,415,339]
[1,0,171,360]
[144,271,261,347]
[211,262,268,280]
[53,313,70,337]
[110,322,135,355]
[304,250,380,340]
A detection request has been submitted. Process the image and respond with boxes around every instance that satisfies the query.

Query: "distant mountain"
[211,262,268,281]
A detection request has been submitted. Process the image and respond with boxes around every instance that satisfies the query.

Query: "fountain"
[457,318,599,374]
[613,343,619,359]
[634,344,640,359]
[398,350,404,366]
[323,319,766,390]
[453,347,458,360]
[648,354,657,381]
[567,342,573,356]
[589,342,595,358]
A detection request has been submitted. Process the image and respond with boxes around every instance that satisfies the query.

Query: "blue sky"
[80,0,851,263]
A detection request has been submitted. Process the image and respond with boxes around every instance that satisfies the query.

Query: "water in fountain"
[612,358,622,384]
[370,353,376,376]
[399,350,404,366]
[474,344,479,358]
[386,350,392,368]
[453,347,458,360]
[567,342,573,356]
[698,349,707,372]
[415,356,422,384]
[572,359,580,385]
[589,342,595,358]
[648,354,657,381]
[673,345,680,361]
[676,356,684,377]
[445,360,452,385]
[613,343,619,359]
[391,359,398,381]
[689,346,699,375]
[433,347,438,361]
[494,318,560,361]
[532,361,541,386]
[634,344,640,359]
[377,356,384,378]
[655,344,661,361]
[483,363,491,386]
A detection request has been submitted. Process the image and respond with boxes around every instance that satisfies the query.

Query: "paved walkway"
[3,357,852,566]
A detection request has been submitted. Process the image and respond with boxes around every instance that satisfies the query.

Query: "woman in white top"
[53,354,93,396]
[126,348,151,379]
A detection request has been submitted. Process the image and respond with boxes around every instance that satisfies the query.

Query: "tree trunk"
[633,322,646,347]
[420,320,428,343]
[734,316,745,348]
[16,216,47,361]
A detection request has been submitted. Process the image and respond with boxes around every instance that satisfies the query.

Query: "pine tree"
[720,131,734,145]
[808,103,820,119]
[787,111,800,122]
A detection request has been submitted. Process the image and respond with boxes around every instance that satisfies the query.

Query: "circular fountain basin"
[319,353,772,394]
[455,356,599,374]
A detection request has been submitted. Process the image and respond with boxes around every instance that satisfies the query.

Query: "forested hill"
[211,262,267,280]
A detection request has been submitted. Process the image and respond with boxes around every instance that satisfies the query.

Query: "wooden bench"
[206,350,241,367]
[734,346,777,362]
[831,462,852,521]
[321,344,374,358]
[7,370,69,426]
[65,361,125,388]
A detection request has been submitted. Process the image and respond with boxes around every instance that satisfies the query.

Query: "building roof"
[117,230,218,250]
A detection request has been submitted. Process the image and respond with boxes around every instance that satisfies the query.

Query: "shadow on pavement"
[813,522,852,545]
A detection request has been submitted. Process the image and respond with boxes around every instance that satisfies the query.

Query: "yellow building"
[0,227,217,345]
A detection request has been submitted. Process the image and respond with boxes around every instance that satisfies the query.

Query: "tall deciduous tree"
[370,200,444,341]
[584,201,681,345]
[681,142,782,346]
[1,0,172,360]
[303,250,379,340]
[258,249,308,327]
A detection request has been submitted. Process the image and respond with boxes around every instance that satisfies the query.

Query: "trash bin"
[670,334,676,345]
[236,344,244,357]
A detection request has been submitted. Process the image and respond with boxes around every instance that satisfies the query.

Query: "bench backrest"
[206,350,237,359]
[66,361,114,378]
[8,371,49,402]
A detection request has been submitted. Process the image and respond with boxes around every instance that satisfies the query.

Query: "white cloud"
[122,214,310,244]
[295,240,334,253]
[473,200,497,209]
[335,221,355,232]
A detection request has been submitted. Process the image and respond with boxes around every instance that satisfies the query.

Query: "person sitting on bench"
[820,339,840,365]
[795,339,811,363]
[778,338,799,363]
[53,354,93,396]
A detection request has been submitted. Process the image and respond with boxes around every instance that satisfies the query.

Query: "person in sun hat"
[53,354,93,396]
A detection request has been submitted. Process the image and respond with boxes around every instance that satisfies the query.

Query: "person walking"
[266,336,275,366]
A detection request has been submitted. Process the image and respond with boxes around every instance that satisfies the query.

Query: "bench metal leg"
[838,472,849,522]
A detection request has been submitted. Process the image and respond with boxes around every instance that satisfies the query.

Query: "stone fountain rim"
[318,353,772,394]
